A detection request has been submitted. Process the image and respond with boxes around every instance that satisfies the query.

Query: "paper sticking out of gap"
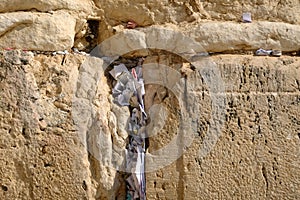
[243,12,252,23]
[255,48,272,56]
[110,61,147,200]
[115,89,134,106]
[138,79,145,96]
[110,64,129,80]
[112,81,125,94]
[135,147,143,185]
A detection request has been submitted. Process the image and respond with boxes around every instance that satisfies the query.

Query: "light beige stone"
[0,11,76,51]
[98,23,300,58]
[95,0,300,26]
[0,0,93,13]
[202,0,300,24]
[98,29,147,57]
[1,51,300,200]
[0,53,93,199]
[0,0,300,199]
[145,54,300,200]
[187,21,300,52]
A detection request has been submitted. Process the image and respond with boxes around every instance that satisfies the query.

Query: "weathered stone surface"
[0,12,76,51]
[187,21,300,52]
[0,50,299,199]
[202,0,300,24]
[0,0,298,52]
[0,0,93,13]
[145,54,300,200]
[73,55,127,199]
[95,0,300,26]
[0,53,94,199]
[97,29,147,57]
[98,23,300,58]
[0,0,300,199]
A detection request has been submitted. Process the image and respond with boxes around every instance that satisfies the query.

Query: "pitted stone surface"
[1,52,299,199]
[0,0,299,199]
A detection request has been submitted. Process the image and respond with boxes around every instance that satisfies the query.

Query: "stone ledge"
[97,23,300,58]
[187,21,300,52]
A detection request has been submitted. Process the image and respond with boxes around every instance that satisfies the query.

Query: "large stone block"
[188,21,300,52]
[95,0,300,26]
[0,0,93,13]
[0,11,77,51]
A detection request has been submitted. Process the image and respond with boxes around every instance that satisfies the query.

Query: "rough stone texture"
[1,14,300,53]
[0,0,299,52]
[95,0,300,26]
[0,0,93,13]
[202,0,300,24]
[0,12,77,51]
[98,24,300,58]
[145,54,300,199]
[0,0,300,199]
[1,50,299,199]
[0,52,95,199]
[187,22,300,52]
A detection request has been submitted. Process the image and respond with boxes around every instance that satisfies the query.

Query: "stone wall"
[0,0,299,199]
[0,0,299,52]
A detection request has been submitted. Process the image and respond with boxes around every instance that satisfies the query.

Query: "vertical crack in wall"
[107,56,147,199]
[176,156,185,200]
[176,76,189,200]
[261,164,269,198]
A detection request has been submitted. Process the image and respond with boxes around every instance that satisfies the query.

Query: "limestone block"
[0,54,92,199]
[97,29,147,57]
[0,0,93,13]
[0,11,76,51]
[99,22,299,57]
[95,0,300,26]
[145,54,300,200]
[188,22,300,52]
[93,0,157,25]
[202,0,300,24]
[110,104,130,149]
[143,26,206,57]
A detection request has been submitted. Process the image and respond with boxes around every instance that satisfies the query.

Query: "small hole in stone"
[162,183,167,190]
[82,180,87,191]
[298,133,300,139]
[44,163,51,167]
[22,128,26,135]
[2,185,8,191]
